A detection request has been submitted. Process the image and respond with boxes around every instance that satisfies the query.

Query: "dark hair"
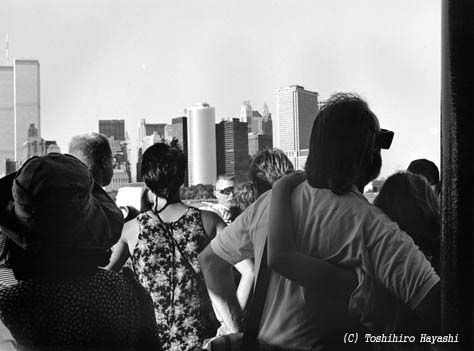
[374,172,440,271]
[69,133,112,169]
[305,93,380,195]
[249,148,294,197]
[141,140,186,199]
[407,159,440,195]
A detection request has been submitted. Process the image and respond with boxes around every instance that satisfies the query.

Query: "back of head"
[249,148,294,197]
[141,140,186,199]
[68,132,113,186]
[407,159,440,186]
[305,93,381,195]
[5,153,123,279]
[374,171,440,269]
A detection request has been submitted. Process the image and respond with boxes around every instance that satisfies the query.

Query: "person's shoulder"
[0,280,41,311]
[123,216,140,232]
[247,189,272,213]
[200,208,224,222]
[199,208,225,240]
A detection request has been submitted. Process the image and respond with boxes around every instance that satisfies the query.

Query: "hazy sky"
[1,0,441,178]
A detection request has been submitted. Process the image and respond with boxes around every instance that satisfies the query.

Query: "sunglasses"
[376,129,394,150]
[216,187,234,195]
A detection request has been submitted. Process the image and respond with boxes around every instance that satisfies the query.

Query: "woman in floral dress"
[107,141,254,351]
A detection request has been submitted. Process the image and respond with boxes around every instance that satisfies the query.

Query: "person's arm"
[370,224,441,333]
[198,244,243,333]
[201,209,255,312]
[414,282,440,334]
[105,218,138,272]
[267,172,358,301]
[234,258,254,310]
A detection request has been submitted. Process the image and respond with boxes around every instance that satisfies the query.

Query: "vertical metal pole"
[441,0,474,348]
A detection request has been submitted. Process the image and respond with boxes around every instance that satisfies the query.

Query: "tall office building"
[248,133,272,158]
[187,102,216,185]
[0,65,14,175]
[171,116,188,186]
[99,119,125,141]
[262,102,271,120]
[239,100,252,125]
[249,111,263,134]
[262,102,273,137]
[274,85,318,170]
[0,59,41,174]
[99,120,131,183]
[216,118,249,181]
[164,124,173,142]
[138,118,167,149]
[14,59,41,164]
[21,123,45,162]
[138,118,166,142]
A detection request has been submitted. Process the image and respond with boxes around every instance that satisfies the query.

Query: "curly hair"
[249,148,294,197]
[305,93,380,194]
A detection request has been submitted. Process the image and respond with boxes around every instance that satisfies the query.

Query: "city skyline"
[0,0,441,178]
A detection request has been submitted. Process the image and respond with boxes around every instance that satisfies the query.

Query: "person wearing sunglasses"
[201,175,236,225]
[199,94,439,350]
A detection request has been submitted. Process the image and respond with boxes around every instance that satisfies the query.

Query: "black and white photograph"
[0,1,472,350]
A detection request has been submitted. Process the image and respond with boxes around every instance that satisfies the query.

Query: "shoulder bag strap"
[241,238,271,350]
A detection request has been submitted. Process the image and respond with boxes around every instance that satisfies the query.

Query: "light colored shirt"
[201,203,232,224]
[211,181,439,350]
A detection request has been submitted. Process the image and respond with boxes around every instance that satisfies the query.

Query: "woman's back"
[132,207,218,351]
[0,269,161,351]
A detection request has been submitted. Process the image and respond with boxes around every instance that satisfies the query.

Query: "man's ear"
[100,155,109,169]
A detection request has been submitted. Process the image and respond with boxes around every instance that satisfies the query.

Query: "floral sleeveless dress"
[132,207,218,351]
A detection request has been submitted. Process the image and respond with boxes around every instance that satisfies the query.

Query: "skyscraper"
[248,133,272,158]
[164,124,173,142]
[171,116,188,186]
[0,65,14,175]
[14,59,41,164]
[262,102,273,137]
[249,110,263,134]
[274,85,318,170]
[21,123,45,162]
[216,118,249,181]
[239,100,252,125]
[99,119,125,141]
[145,123,166,139]
[187,102,216,185]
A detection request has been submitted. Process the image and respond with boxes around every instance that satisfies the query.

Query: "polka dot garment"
[0,268,162,351]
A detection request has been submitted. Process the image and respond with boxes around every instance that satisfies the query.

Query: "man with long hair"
[199,94,439,350]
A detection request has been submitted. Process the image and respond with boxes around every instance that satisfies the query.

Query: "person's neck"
[156,195,188,223]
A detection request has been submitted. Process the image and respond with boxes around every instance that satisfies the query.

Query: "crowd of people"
[0,93,442,351]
